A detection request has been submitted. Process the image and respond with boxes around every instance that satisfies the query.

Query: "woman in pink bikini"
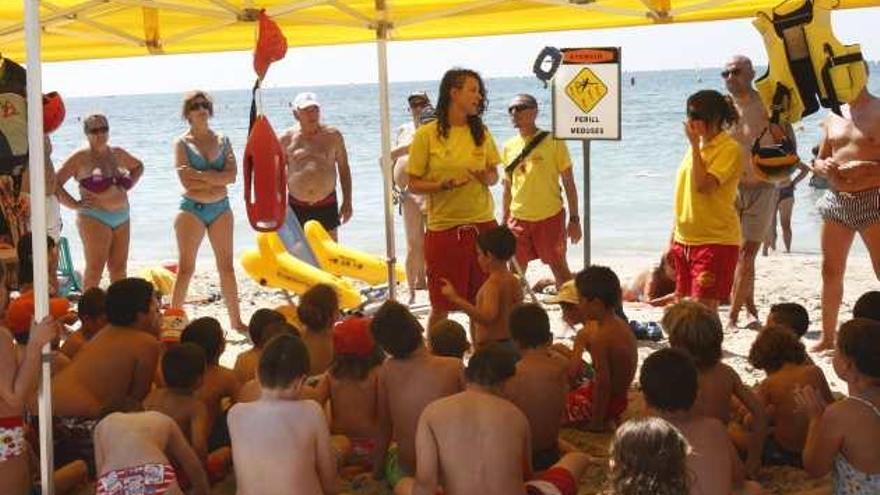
[56,113,144,289]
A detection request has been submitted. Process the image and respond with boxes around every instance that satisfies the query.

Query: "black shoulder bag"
[504,131,549,176]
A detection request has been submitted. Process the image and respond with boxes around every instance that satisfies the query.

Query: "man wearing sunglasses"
[281,92,353,241]
[502,94,581,289]
[724,55,794,330]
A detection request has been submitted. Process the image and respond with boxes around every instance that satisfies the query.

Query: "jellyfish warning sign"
[552,47,621,141]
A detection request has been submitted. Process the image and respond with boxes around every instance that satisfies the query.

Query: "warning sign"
[552,47,621,141]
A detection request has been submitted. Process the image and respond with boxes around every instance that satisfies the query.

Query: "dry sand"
[148,249,876,495]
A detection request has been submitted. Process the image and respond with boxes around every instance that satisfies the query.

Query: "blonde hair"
[662,300,723,370]
[181,90,214,120]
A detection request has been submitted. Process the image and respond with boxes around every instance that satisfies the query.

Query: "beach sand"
[133,249,874,494]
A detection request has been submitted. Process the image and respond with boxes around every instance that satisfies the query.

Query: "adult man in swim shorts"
[724,55,794,329]
[281,92,352,240]
[812,76,880,351]
[502,94,581,288]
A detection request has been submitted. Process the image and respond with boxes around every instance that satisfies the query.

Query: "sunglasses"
[86,126,109,135]
[408,99,429,110]
[508,104,534,114]
[187,101,212,112]
[721,68,741,79]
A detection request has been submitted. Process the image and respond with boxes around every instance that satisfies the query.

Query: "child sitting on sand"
[236,321,300,403]
[180,317,240,453]
[853,291,880,321]
[797,318,880,494]
[566,266,637,432]
[311,316,385,477]
[608,417,691,495]
[228,334,340,495]
[440,225,523,351]
[60,287,106,359]
[233,308,286,383]
[622,251,676,306]
[767,302,809,338]
[94,411,209,495]
[396,345,590,495]
[370,300,464,485]
[748,325,834,467]
[297,284,339,376]
[503,303,570,471]
[641,348,760,495]
[428,319,469,359]
[662,300,768,475]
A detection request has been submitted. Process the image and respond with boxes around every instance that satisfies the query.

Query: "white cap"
[293,92,320,110]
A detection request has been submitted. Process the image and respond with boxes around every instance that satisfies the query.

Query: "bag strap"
[505,131,550,176]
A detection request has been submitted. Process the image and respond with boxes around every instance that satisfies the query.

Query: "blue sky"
[44,7,880,97]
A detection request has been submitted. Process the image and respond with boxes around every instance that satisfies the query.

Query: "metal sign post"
[551,47,622,268]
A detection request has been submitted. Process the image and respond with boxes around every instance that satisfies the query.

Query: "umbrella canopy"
[3,0,878,62]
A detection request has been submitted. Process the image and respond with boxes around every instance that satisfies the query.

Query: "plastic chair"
[56,237,82,297]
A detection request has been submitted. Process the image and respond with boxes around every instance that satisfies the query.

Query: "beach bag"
[751,126,800,184]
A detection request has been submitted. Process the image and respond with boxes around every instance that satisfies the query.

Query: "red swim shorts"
[564,380,629,426]
[669,242,739,302]
[424,221,497,313]
[525,466,577,495]
[507,209,567,267]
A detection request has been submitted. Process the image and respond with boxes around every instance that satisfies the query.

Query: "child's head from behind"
[662,300,722,370]
[610,417,690,495]
[429,319,469,359]
[575,265,622,319]
[78,287,107,330]
[748,325,807,373]
[106,278,158,331]
[476,225,516,269]
[162,343,206,391]
[767,303,809,338]
[853,291,880,322]
[297,284,339,332]
[465,344,517,389]
[371,300,424,359]
[834,318,880,384]
[181,317,225,364]
[332,316,384,381]
[16,233,57,287]
[248,308,286,347]
[510,303,552,349]
[640,348,698,413]
[258,334,310,393]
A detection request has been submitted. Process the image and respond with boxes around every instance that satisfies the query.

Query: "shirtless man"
[396,345,590,495]
[281,92,352,240]
[370,301,464,485]
[228,334,340,495]
[813,78,880,351]
[724,55,794,329]
[51,278,161,472]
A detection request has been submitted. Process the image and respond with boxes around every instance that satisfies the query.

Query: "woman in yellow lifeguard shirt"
[406,68,500,327]
[670,90,742,311]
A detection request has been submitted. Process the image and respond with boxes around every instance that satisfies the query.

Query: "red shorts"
[525,466,577,495]
[669,242,739,301]
[425,221,497,313]
[508,210,567,266]
[564,380,629,425]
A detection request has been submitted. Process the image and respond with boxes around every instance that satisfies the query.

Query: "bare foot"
[725,320,739,332]
[811,338,835,353]
[231,319,248,334]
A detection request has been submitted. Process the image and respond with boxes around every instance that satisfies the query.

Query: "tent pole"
[375,0,397,300]
[24,0,54,494]
[582,140,590,268]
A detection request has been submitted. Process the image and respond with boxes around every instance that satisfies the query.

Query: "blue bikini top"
[185,136,229,171]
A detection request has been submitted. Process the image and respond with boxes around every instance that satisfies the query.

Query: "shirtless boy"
[233,308,285,383]
[52,278,161,472]
[93,411,209,495]
[370,301,464,485]
[396,345,590,495]
[441,225,523,350]
[567,266,637,432]
[503,303,570,471]
[60,287,107,359]
[228,334,340,495]
[281,92,352,239]
[641,348,761,495]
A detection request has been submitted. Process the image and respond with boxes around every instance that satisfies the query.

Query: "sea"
[50,67,879,266]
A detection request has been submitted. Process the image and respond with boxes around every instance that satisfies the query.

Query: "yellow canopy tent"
[4,1,877,493]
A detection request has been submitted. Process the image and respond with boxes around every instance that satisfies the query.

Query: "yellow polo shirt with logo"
[407,121,500,231]
[502,130,572,222]
[673,132,742,246]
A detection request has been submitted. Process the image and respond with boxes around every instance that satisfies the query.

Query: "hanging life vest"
[0,59,28,176]
[753,0,867,125]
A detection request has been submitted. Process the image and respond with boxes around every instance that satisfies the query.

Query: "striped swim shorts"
[817,188,880,232]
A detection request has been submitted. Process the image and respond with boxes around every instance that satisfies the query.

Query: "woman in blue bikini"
[171,91,246,332]
[56,114,143,289]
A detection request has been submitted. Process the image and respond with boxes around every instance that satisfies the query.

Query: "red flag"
[253,11,287,80]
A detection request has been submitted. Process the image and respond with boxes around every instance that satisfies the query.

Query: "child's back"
[302,330,334,376]
[473,269,522,345]
[297,284,339,376]
[693,361,741,422]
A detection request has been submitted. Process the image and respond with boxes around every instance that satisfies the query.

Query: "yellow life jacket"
[753,0,867,124]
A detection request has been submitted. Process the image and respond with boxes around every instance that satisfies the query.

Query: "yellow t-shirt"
[673,132,742,246]
[407,121,500,231]
[503,131,572,222]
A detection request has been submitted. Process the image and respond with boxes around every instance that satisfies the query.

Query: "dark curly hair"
[610,417,691,495]
[748,325,807,373]
[686,89,738,130]
[435,68,487,145]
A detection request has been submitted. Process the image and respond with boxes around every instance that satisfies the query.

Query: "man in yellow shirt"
[502,94,581,288]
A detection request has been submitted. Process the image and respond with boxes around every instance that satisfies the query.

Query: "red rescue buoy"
[43,92,65,134]
[244,115,287,232]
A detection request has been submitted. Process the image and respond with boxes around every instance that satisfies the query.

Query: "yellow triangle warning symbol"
[565,68,608,114]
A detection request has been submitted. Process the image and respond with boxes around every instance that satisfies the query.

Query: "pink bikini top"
[78,169,133,193]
